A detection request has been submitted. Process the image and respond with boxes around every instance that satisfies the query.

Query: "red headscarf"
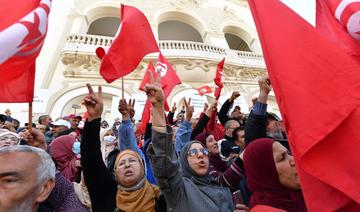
[50,135,78,182]
[244,138,307,212]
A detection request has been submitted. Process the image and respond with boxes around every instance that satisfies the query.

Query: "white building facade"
[18,0,280,123]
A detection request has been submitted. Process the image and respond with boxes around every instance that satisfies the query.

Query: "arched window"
[158,21,203,42]
[225,33,251,52]
[87,17,120,37]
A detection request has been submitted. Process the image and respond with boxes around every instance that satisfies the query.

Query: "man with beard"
[0,145,55,212]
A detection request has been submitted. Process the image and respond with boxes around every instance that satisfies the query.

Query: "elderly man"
[0,145,56,212]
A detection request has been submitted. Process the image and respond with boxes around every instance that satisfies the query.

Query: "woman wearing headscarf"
[81,83,161,212]
[99,127,116,165]
[145,72,242,211]
[0,129,20,147]
[175,98,245,192]
[243,138,307,212]
[50,135,80,182]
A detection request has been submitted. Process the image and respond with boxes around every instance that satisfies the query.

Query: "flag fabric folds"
[197,85,212,96]
[139,53,182,132]
[326,0,360,43]
[0,0,51,103]
[249,0,360,211]
[155,53,182,98]
[214,58,225,100]
[96,4,159,83]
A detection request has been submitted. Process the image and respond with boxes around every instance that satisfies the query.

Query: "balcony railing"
[63,34,266,68]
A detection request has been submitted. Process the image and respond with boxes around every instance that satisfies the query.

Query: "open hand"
[118,99,135,120]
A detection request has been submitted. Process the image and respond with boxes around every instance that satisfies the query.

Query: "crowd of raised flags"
[0,0,359,211]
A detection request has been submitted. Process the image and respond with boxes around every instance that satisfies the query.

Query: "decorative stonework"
[170,0,201,9]
[62,54,101,78]
[223,65,265,80]
[174,59,212,72]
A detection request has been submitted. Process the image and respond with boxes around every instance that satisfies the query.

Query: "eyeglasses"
[117,158,140,168]
[187,148,209,157]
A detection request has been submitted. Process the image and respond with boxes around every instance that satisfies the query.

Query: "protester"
[39,115,53,127]
[37,124,48,134]
[145,71,246,211]
[81,83,162,212]
[243,138,307,211]
[50,135,81,182]
[66,114,82,130]
[50,119,71,137]
[175,99,246,192]
[232,126,245,150]
[99,127,116,165]
[0,129,20,147]
[0,114,6,128]
[19,128,90,212]
[0,145,56,211]
[218,119,241,161]
[4,109,13,122]
[244,74,289,150]
[190,101,223,141]
[218,91,244,126]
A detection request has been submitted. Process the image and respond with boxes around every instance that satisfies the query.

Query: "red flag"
[96,4,159,83]
[0,0,51,103]
[214,58,225,87]
[214,58,225,100]
[155,52,182,98]
[214,86,222,100]
[197,85,212,96]
[140,100,151,134]
[249,0,360,211]
[139,62,156,91]
[326,0,360,44]
[139,53,182,131]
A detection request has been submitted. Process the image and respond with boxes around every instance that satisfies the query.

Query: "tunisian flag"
[214,58,225,100]
[0,0,51,103]
[249,0,360,211]
[96,4,159,83]
[139,53,182,132]
[197,85,212,96]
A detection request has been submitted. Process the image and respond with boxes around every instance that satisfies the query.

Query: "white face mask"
[72,141,81,154]
[104,135,116,143]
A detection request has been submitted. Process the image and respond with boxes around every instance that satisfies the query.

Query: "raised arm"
[145,71,185,206]
[245,75,271,145]
[218,91,240,125]
[80,84,117,210]
[206,101,218,131]
[167,103,176,125]
[118,99,144,157]
[176,98,193,152]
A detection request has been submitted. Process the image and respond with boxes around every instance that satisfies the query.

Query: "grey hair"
[0,145,55,185]
[224,119,238,129]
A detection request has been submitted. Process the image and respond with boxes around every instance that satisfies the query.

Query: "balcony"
[62,34,266,68]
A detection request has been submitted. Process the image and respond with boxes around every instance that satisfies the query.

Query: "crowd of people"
[0,73,307,212]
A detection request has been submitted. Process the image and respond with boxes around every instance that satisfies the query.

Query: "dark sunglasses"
[187,148,209,157]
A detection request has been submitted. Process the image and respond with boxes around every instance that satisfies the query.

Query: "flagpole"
[121,77,124,99]
[28,102,33,133]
